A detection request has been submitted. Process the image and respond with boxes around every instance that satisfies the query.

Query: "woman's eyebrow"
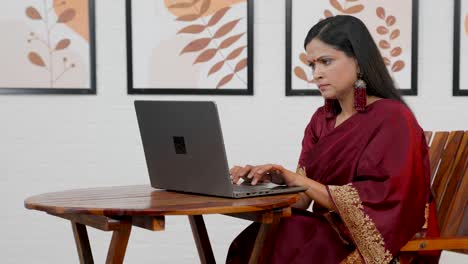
[307,55,331,65]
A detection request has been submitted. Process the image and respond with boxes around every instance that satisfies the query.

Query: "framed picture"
[286,0,419,96]
[0,0,96,94]
[126,0,254,95]
[453,0,468,96]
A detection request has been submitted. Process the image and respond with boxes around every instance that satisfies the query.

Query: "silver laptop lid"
[134,100,235,197]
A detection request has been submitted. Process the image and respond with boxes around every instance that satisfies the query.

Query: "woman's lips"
[318,84,330,90]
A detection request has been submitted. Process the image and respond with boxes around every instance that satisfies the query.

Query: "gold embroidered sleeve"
[328,184,393,264]
[296,166,307,177]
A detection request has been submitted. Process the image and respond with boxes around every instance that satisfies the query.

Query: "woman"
[227,16,439,263]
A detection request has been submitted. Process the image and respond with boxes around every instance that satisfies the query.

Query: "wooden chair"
[400,131,468,263]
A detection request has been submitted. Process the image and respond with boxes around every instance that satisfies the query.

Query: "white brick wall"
[0,0,466,263]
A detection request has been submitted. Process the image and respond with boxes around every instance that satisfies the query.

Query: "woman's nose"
[312,68,323,81]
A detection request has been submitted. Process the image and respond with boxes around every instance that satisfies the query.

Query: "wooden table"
[24,185,300,264]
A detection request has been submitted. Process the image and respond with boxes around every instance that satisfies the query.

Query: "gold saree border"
[340,249,364,264]
[328,184,393,264]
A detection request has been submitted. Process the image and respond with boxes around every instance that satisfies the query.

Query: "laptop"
[134,100,307,198]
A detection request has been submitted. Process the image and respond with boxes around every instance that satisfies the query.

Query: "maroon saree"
[226,99,439,264]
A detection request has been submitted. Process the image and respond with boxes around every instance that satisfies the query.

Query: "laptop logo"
[173,136,187,154]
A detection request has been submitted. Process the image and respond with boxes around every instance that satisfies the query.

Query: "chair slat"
[432,131,464,212]
[440,131,468,236]
[428,132,449,181]
[424,131,433,145]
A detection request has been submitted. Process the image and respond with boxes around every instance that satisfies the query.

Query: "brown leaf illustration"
[219,33,244,49]
[208,60,224,76]
[25,6,42,20]
[235,58,247,72]
[390,29,400,40]
[390,47,402,57]
[330,0,344,12]
[344,5,364,14]
[57,8,76,23]
[294,67,308,82]
[465,15,468,34]
[376,7,386,19]
[177,13,201,22]
[216,73,234,88]
[379,40,390,49]
[324,9,333,18]
[178,24,206,34]
[377,26,388,35]
[213,19,241,39]
[208,7,231,27]
[168,0,201,9]
[55,39,71,50]
[346,0,359,2]
[299,53,309,66]
[199,0,211,15]
[386,16,396,26]
[194,48,217,64]
[28,52,46,67]
[383,57,391,66]
[226,46,246,60]
[180,38,211,54]
[391,60,405,72]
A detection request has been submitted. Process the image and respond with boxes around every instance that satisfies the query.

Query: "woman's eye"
[322,59,332,65]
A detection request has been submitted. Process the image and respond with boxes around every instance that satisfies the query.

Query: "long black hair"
[304,15,409,112]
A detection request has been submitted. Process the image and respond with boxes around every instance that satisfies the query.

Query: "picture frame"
[286,0,419,96]
[0,0,97,94]
[453,0,468,96]
[126,0,254,95]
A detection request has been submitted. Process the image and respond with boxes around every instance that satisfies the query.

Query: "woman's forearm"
[283,170,334,210]
[292,192,312,209]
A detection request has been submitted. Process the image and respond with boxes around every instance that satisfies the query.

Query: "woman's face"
[305,38,359,100]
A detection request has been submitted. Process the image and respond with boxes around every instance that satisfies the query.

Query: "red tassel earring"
[354,74,367,112]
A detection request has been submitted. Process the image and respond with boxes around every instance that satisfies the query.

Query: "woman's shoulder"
[370,98,423,132]
[370,98,413,118]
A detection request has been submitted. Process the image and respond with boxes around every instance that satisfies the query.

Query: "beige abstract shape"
[54,0,89,42]
[164,0,245,18]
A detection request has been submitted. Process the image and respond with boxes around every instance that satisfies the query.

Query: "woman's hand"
[230,164,299,186]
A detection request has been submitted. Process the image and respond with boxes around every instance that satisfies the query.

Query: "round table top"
[25,185,300,216]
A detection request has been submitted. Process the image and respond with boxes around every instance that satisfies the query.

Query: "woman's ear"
[354,59,361,75]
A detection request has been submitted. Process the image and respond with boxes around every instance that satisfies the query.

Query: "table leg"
[71,221,94,264]
[248,210,282,264]
[188,215,216,264]
[105,220,132,264]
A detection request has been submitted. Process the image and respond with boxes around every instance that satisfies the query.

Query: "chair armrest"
[401,237,468,251]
